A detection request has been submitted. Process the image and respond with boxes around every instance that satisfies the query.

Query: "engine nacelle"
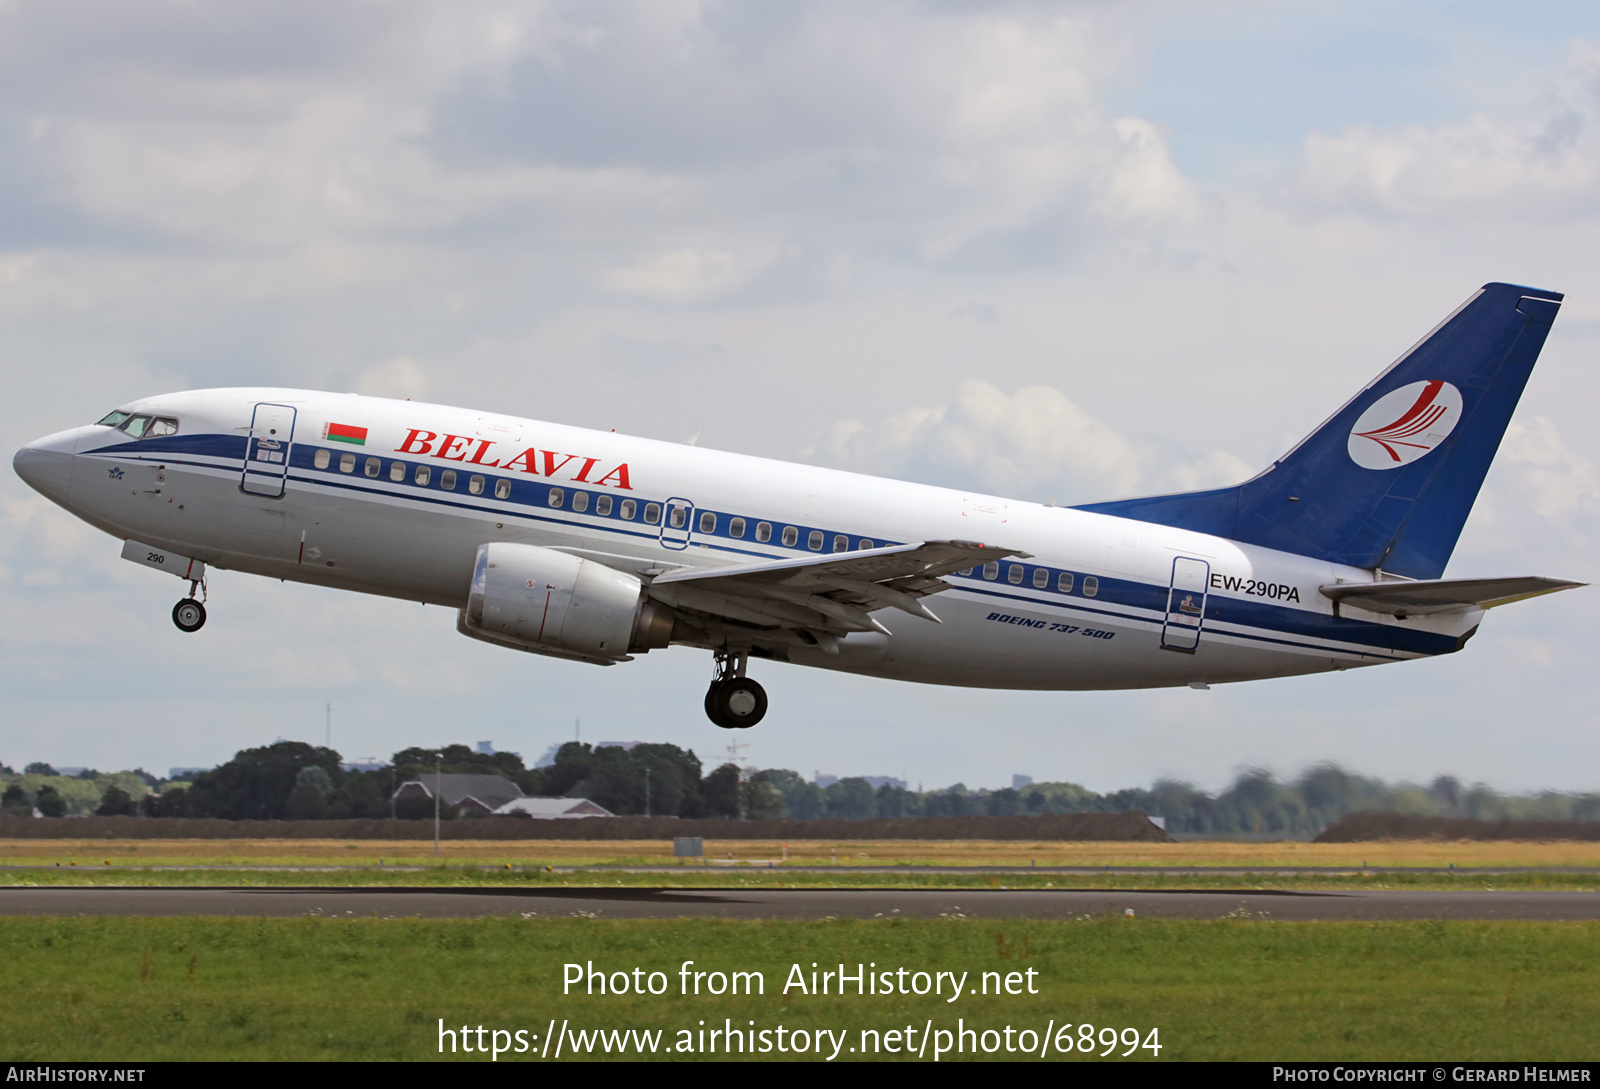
[461,543,673,662]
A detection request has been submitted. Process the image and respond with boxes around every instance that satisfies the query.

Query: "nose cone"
[12,429,81,504]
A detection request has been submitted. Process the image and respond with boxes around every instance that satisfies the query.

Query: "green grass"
[0,916,1594,1061]
[2,865,1599,891]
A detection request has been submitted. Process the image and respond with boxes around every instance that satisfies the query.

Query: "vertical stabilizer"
[1074,283,1563,578]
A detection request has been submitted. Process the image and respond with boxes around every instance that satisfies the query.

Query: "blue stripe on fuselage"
[100,434,1453,660]
[957,581,1454,657]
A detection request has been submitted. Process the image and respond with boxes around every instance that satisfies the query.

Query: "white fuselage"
[17,388,1478,691]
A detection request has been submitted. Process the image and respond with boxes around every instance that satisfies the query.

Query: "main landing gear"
[172,579,207,633]
[705,650,767,730]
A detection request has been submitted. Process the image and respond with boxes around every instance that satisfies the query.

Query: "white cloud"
[1499,415,1600,524]
[601,248,750,304]
[355,356,430,400]
[1467,415,1600,576]
[805,378,1248,504]
[1285,41,1600,219]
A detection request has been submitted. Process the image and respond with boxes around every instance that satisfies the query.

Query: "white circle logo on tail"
[1347,380,1462,470]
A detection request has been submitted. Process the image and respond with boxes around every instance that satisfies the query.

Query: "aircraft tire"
[707,677,767,729]
[172,598,207,633]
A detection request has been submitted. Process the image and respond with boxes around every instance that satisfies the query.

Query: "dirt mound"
[1314,812,1600,842]
[0,811,1170,842]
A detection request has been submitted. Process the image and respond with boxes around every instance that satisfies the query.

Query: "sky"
[4,0,1600,793]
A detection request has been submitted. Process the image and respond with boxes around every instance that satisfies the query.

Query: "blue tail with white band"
[1075,283,1563,579]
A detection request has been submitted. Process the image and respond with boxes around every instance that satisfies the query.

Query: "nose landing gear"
[705,650,767,729]
[172,578,207,633]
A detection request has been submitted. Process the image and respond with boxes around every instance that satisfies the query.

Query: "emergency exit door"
[659,497,694,551]
[1161,556,1210,653]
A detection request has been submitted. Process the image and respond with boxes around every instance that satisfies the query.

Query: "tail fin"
[1074,282,1563,578]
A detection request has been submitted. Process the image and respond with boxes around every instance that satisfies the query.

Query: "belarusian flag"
[323,422,367,446]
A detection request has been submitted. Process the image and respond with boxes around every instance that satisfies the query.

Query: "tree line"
[2,745,1597,834]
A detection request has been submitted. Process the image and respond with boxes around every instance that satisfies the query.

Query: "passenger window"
[440,469,456,490]
[643,502,660,524]
[596,495,613,516]
[469,475,485,495]
[858,539,873,550]
[782,526,798,547]
[314,449,331,470]
[365,458,381,478]
[389,462,405,482]
[339,453,355,473]
[729,517,745,538]
[415,465,431,486]
[1008,564,1024,584]
[96,411,131,428]
[669,505,687,529]
[756,522,772,543]
[959,567,974,576]
[808,530,824,551]
[699,511,716,533]
[548,487,564,508]
[494,479,510,500]
[147,418,179,437]
[983,561,999,580]
[122,415,152,437]
[621,499,637,520]
[1057,572,1074,594]
[833,534,848,552]
[1082,576,1098,597]
[1033,568,1048,589]
[572,492,588,513]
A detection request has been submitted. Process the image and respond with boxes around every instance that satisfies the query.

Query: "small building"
[394,773,525,817]
[495,797,615,819]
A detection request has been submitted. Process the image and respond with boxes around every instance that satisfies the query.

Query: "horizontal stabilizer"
[1320,576,1583,617]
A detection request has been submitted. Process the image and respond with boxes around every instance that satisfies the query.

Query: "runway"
[0,886,1595,920]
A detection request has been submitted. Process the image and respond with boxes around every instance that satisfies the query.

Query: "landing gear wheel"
[172,598,207,633]
[706,677,767,729]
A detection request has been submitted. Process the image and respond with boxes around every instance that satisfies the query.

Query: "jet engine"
[459,542,673,663]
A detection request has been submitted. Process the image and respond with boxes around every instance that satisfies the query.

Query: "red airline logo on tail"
[1347,380,1463,470]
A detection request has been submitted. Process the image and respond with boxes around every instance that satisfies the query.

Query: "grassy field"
[0,915,1594,1061]
[3,838,1598,869]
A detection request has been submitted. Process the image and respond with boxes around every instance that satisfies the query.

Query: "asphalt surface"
[0,886,1595,920]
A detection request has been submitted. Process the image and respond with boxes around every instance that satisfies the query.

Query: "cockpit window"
[114,415,178,439]
[96,410,131,428]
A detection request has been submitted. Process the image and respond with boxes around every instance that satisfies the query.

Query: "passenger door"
[241,403,297,498]
[1161,556,1209,653]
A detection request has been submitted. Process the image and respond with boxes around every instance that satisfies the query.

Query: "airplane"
[11,282,1583,730]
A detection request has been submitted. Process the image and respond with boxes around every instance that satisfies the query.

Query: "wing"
[647,539,1028,650]
[1320,576,1584,617]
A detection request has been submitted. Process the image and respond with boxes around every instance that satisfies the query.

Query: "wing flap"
[648,539,1027,635]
